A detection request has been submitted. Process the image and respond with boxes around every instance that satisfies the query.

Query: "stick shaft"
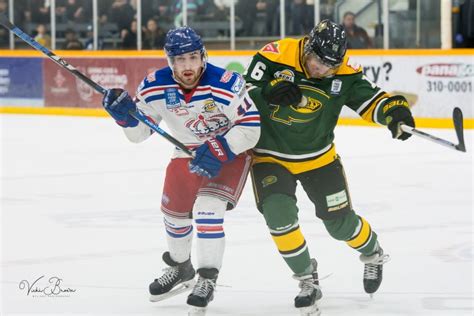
[400,124,459,151]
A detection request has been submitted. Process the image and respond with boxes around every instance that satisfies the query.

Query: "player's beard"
[176,68,203,89]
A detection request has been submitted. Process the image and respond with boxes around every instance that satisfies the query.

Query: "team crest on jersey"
[203,99,217,112]
[275,69,295,82]
[330,79,342,95]
[261,42,280,54]
[185,113,230,139]
[165,88,181,109]
[292,96,322,113]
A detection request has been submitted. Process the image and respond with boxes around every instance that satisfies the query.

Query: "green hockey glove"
[383,95,415,141]
[262,78,302,107]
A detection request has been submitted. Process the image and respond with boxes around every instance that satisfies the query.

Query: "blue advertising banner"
[0,58,43,99]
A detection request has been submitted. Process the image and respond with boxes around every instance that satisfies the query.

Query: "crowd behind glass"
[0,0,472,50]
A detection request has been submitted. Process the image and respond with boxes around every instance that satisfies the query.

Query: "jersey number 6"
[250,61,267,80]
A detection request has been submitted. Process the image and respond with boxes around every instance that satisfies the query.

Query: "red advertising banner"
[43,58,167,108]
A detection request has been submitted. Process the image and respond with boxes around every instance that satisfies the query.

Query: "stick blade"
[453,107,466,152]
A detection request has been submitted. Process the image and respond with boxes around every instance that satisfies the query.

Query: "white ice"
[1,114,473,316]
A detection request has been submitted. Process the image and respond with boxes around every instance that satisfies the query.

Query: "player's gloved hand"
[189,135,236,178]
[262,78,302,107]
[102,88,139,128]
[383,95,415,141]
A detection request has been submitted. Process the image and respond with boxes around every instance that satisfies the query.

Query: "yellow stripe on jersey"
[346,217,372,249]
[271,227,306,253]
[361,92,390,123]
[253,145,337,174]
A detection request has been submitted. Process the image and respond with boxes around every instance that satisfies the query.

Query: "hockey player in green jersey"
[244,19,415,315]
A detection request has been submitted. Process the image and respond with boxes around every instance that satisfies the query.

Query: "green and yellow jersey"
[244,38,392,174]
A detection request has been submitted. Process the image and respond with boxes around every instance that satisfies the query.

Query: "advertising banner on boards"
[0,58,43,105]
[43,57,167,108]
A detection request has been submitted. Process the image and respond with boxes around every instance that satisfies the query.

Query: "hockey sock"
[193,196,227,270]
[262,194,311,275]
[163,215,193,263]
[346,216,378,256]
[323,212,378,256]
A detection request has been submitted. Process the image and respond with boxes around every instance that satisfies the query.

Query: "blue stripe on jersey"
[195,218,224,224]
[244,111,259,116]
[213,95,231,106]
[190,93,231,106]
[190,93,213,101]
[197,232,225,239]
[144,94,166,103]
[237,122,261,127]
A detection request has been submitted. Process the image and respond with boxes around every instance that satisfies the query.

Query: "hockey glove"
[102,88,139,128]
[189,135,236,178]
[383,95,415,141]
[262,78,302,107]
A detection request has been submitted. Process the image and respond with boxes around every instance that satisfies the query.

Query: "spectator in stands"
[174,0,201,27]
[84,25,104,50]
[342,11,373,49]
[141,0,174,26]
[237,0,277,37]
[108,0,135,33]
[214,0,231,19]
[34,24,51,49]
[0,0,8,48]
[453,0,474,48]
[143,18,166,49]
[62,28,84,50]
[56,0,89,23]
[121,19,139,49]
[288,0,309,35]
[25,0,50,24]
[98,0,114,24]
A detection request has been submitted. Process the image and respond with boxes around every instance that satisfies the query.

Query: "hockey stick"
[400,107,466,152]
[0,14,194,157]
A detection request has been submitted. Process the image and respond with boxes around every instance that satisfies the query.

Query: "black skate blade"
[149,279,196,302]
[453,107,466,152]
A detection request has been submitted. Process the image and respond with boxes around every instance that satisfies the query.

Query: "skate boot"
[293,258,323,316]
[360,245,390,296]
[187,268,218,316]
[149,251,196,302]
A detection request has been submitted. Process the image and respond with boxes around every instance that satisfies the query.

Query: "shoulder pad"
[258,38,301,68]
[205,64,246,96]
[137,67,174,93]
[335,56,362,75]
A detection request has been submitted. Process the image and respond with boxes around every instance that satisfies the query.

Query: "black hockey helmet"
[304,19,347,68]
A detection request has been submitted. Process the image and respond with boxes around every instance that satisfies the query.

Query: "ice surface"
[1,115,472,316]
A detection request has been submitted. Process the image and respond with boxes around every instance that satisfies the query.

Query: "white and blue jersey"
[123,63,261,157]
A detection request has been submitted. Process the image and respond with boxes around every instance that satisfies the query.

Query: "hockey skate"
[360,246,390,297]
[187,268,218,316]
[293,258,323,316]
[149,251,196,302]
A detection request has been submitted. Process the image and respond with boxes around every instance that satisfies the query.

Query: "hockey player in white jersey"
[102,27,260,314]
